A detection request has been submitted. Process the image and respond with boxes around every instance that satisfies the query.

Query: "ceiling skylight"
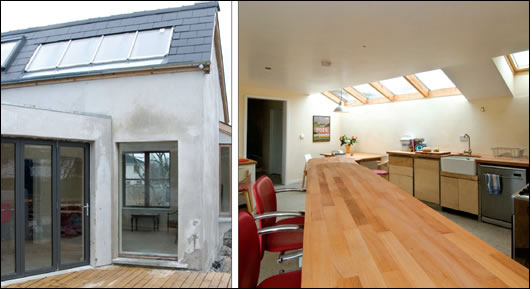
[415,69,456,90]
[331,89,355,102]
[380,77,418,95]
[352,84,384,99]
[511,50,529,69]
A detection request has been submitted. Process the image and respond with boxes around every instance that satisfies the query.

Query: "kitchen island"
[302,157,529,287]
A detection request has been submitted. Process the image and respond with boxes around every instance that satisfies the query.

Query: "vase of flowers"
[339,135,358,154]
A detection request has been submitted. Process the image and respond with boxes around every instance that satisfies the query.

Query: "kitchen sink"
[441,156,478,175]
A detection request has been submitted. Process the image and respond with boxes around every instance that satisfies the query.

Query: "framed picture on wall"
[313,115,330,142]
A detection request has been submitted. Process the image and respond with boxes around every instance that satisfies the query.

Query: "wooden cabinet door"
[389,174,413,195]
[441,176,459,210]
[458,179,478,214]
[414,158,440,204]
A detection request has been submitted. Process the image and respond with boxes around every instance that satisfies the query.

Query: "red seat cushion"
[275,217,304,226]
[238,183,247,192]
[263,229,303,252]
[372,169,388,175]
[258,270,302,288]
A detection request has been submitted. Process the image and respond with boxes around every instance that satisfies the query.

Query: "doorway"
[1,138,90,281]
[246,98,286,185]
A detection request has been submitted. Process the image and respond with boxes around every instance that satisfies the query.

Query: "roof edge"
[1,1,219,37]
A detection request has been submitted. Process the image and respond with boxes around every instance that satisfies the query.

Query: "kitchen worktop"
[387,150,450,159]
[302,157,529,287]
[320,152,385,162]
[388,151,530,167]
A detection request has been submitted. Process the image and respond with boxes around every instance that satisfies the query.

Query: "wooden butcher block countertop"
[302,157,529,288]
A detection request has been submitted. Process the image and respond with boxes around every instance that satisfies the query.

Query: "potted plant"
[340,135,358,154]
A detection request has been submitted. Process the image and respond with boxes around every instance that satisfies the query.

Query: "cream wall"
[240,73,529,184]
[341,94,529,156]
[239,87,342,184]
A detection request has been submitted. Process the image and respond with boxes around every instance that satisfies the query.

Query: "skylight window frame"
[1,35,26,71]
[24,27,174,73]
[505,53,529,74]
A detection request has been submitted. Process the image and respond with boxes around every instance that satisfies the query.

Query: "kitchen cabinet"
[414,158,440,204]
[389,155,414,195]
[440,172,478,214]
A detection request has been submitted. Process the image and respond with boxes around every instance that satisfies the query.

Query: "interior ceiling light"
[333,89,348,113]
[321,60,332,67]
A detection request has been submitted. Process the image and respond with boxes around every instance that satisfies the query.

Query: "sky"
[1,1,232,121]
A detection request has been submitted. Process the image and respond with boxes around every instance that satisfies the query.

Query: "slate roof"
[1,1,219,84]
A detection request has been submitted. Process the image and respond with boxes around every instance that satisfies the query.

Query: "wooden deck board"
[3,266,230,288]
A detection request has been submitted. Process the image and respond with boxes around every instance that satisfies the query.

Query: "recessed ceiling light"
[321,60,332,67]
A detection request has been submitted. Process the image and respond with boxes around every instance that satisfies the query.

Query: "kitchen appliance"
[512,183,529,268]
[479,165,527,228]
[400,137,412,151]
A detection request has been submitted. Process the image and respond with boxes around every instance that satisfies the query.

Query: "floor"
[121,229,178,256]
[2,265,231,288]
[258,180,512,283]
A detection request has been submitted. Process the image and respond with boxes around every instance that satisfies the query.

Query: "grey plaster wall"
[1,48,224,269]
[0,104,113,267]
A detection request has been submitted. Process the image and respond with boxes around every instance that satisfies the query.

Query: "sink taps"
[463,133,472,155]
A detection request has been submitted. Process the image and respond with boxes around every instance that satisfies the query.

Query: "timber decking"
[2,266,231,288]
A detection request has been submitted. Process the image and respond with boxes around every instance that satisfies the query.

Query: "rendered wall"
[1,67,222,270]
[0,104,113,267]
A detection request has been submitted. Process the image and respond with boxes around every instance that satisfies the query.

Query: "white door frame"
[244,95,288,185]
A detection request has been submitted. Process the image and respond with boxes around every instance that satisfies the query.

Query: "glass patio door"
[0,138,90,281]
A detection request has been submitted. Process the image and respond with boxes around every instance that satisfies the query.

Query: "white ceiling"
[239,1,529,99]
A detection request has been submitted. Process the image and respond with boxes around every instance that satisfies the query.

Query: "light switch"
[300,133,305,140]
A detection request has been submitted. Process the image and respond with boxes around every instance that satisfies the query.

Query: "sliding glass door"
[0,138,89,281]
[1,141,16,278]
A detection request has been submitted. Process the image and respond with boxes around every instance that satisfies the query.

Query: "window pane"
[59,37,100,67]
[352,84,385,99]
[511,50,529,69]
[149,180,170,207]
[125,153,145,179]
[149,152,170,179]
[1,142,16,276]
[380,77,418,95]
[125,180,145,206]
[59,146,85,264]
[93,32,135,63]
[415,69,455,90]
[27,41,68,71]
[24,144,53,271]
[220,146,231,214]
[1,41,17,66]
[331,89,354,102]
[131,28,172,59]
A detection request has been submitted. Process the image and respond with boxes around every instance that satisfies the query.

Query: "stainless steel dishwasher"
[479,164,527,228]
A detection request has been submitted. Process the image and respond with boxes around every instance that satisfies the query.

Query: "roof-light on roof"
[1,41,17,67]
[352,84,385,99]
[415,69,456,90]
[380,77,418,95]
[510,50,529,69]
[25,27,173,75]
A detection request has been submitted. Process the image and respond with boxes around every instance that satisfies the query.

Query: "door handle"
[83,203,89,217]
